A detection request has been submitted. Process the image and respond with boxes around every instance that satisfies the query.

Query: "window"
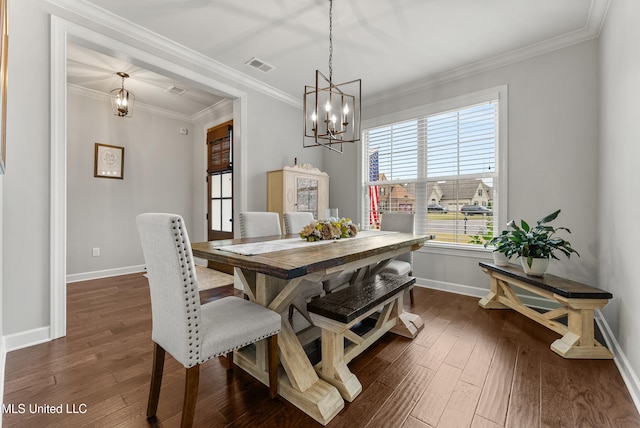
[362,87,507,247]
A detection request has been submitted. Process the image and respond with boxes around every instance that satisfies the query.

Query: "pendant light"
[303,0,361,153]
[110,72,135,118]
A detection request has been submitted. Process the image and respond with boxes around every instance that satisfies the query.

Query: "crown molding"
[192,99,234,123]
[67,83,196,121]
[365,0,610,107]
[67,84,234,126]
[47,0,301,109]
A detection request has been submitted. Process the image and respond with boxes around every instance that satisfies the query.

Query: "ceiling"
[67,0,607,117]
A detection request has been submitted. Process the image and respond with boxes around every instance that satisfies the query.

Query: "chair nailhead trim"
[171,217,205,363]
[201,330,281,362]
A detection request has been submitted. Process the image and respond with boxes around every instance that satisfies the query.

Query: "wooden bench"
[479,262,613,359]
[307,272,422,401]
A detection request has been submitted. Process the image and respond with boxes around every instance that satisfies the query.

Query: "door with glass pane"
[207,121,233,242]
[208,171,233,240]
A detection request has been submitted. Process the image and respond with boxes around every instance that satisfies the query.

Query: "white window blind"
[363,98,501,247]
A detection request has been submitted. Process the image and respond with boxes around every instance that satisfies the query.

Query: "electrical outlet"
[92,247,100,257]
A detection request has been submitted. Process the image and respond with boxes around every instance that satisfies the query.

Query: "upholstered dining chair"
[239,211,282,238]
[379,212,416,304]
[280,211,325,321]
[136,213,281,428]
[283,211,315,235]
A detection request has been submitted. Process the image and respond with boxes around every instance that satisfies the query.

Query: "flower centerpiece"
[299,217,358,241]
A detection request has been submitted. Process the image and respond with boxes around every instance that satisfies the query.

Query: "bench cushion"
[308,273,415,324]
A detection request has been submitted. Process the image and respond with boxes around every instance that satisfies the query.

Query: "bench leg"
[550,300,613,359]
[479,276,510,309]
[389,295,424,338]
[317,328,362,402]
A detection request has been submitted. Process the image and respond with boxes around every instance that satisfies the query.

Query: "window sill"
[418,241,493,259]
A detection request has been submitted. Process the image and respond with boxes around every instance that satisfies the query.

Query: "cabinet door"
[296,176,319,219]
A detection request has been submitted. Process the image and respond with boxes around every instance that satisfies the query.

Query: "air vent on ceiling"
[164,85,188,96]
[245,57,275,73]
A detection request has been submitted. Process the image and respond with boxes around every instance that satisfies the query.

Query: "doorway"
[206,120,234,274]
[51,18,249,340]
[207,120,234,241]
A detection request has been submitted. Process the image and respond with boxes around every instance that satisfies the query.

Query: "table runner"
[214,230,396,256]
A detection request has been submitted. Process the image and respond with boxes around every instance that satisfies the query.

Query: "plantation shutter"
[363,99,499,246]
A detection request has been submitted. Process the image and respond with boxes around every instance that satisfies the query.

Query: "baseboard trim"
[414,277,640,417]
[66,265,146,283]
[596,313,640,413]
[3,327,51,353]
[415,277,558,311]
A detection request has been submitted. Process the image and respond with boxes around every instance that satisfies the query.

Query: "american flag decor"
[369,150,380,228]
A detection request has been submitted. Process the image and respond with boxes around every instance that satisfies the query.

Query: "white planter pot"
[492,251,509,266]
[520,257,549,276]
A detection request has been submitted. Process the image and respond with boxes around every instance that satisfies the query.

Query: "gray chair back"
[136,213,202,367]
[380,212,414,264]
[239,212,282,238]
[284,212,315,235]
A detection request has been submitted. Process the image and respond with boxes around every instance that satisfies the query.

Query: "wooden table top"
[192,232,431,280]
[479,262,613,299]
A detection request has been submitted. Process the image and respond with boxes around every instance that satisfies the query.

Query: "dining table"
[191,230,432,425]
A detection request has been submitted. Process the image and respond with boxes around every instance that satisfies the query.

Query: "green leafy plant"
[484,228,513,254]
[503,209,579,268]
[469,220,494,245]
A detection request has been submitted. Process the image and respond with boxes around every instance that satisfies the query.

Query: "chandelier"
[110,72,135,118]
[303,0,361,154]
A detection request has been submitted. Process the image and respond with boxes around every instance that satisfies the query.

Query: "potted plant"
[469,220,514,266]
[470,220,514,266]
[504,209,579,276]
[484,229,514,266]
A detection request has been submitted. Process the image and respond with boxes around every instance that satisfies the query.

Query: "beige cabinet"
[267,164,329,227]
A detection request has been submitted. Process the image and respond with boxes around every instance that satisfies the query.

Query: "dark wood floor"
[3,273,639,427]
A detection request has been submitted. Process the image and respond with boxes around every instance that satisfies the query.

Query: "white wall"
[66,91,195,276]
[3,0,51,335]
[327,39,600,292]
[599,0,640,397]
[243,90,324,212]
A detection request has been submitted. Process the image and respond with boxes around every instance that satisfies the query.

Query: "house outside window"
[362,86,508,248]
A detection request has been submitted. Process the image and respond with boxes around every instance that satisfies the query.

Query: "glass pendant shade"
[110,72,135,118]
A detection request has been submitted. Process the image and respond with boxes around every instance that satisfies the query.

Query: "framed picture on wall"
[94,143,124,179]
[0,0,9,174]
